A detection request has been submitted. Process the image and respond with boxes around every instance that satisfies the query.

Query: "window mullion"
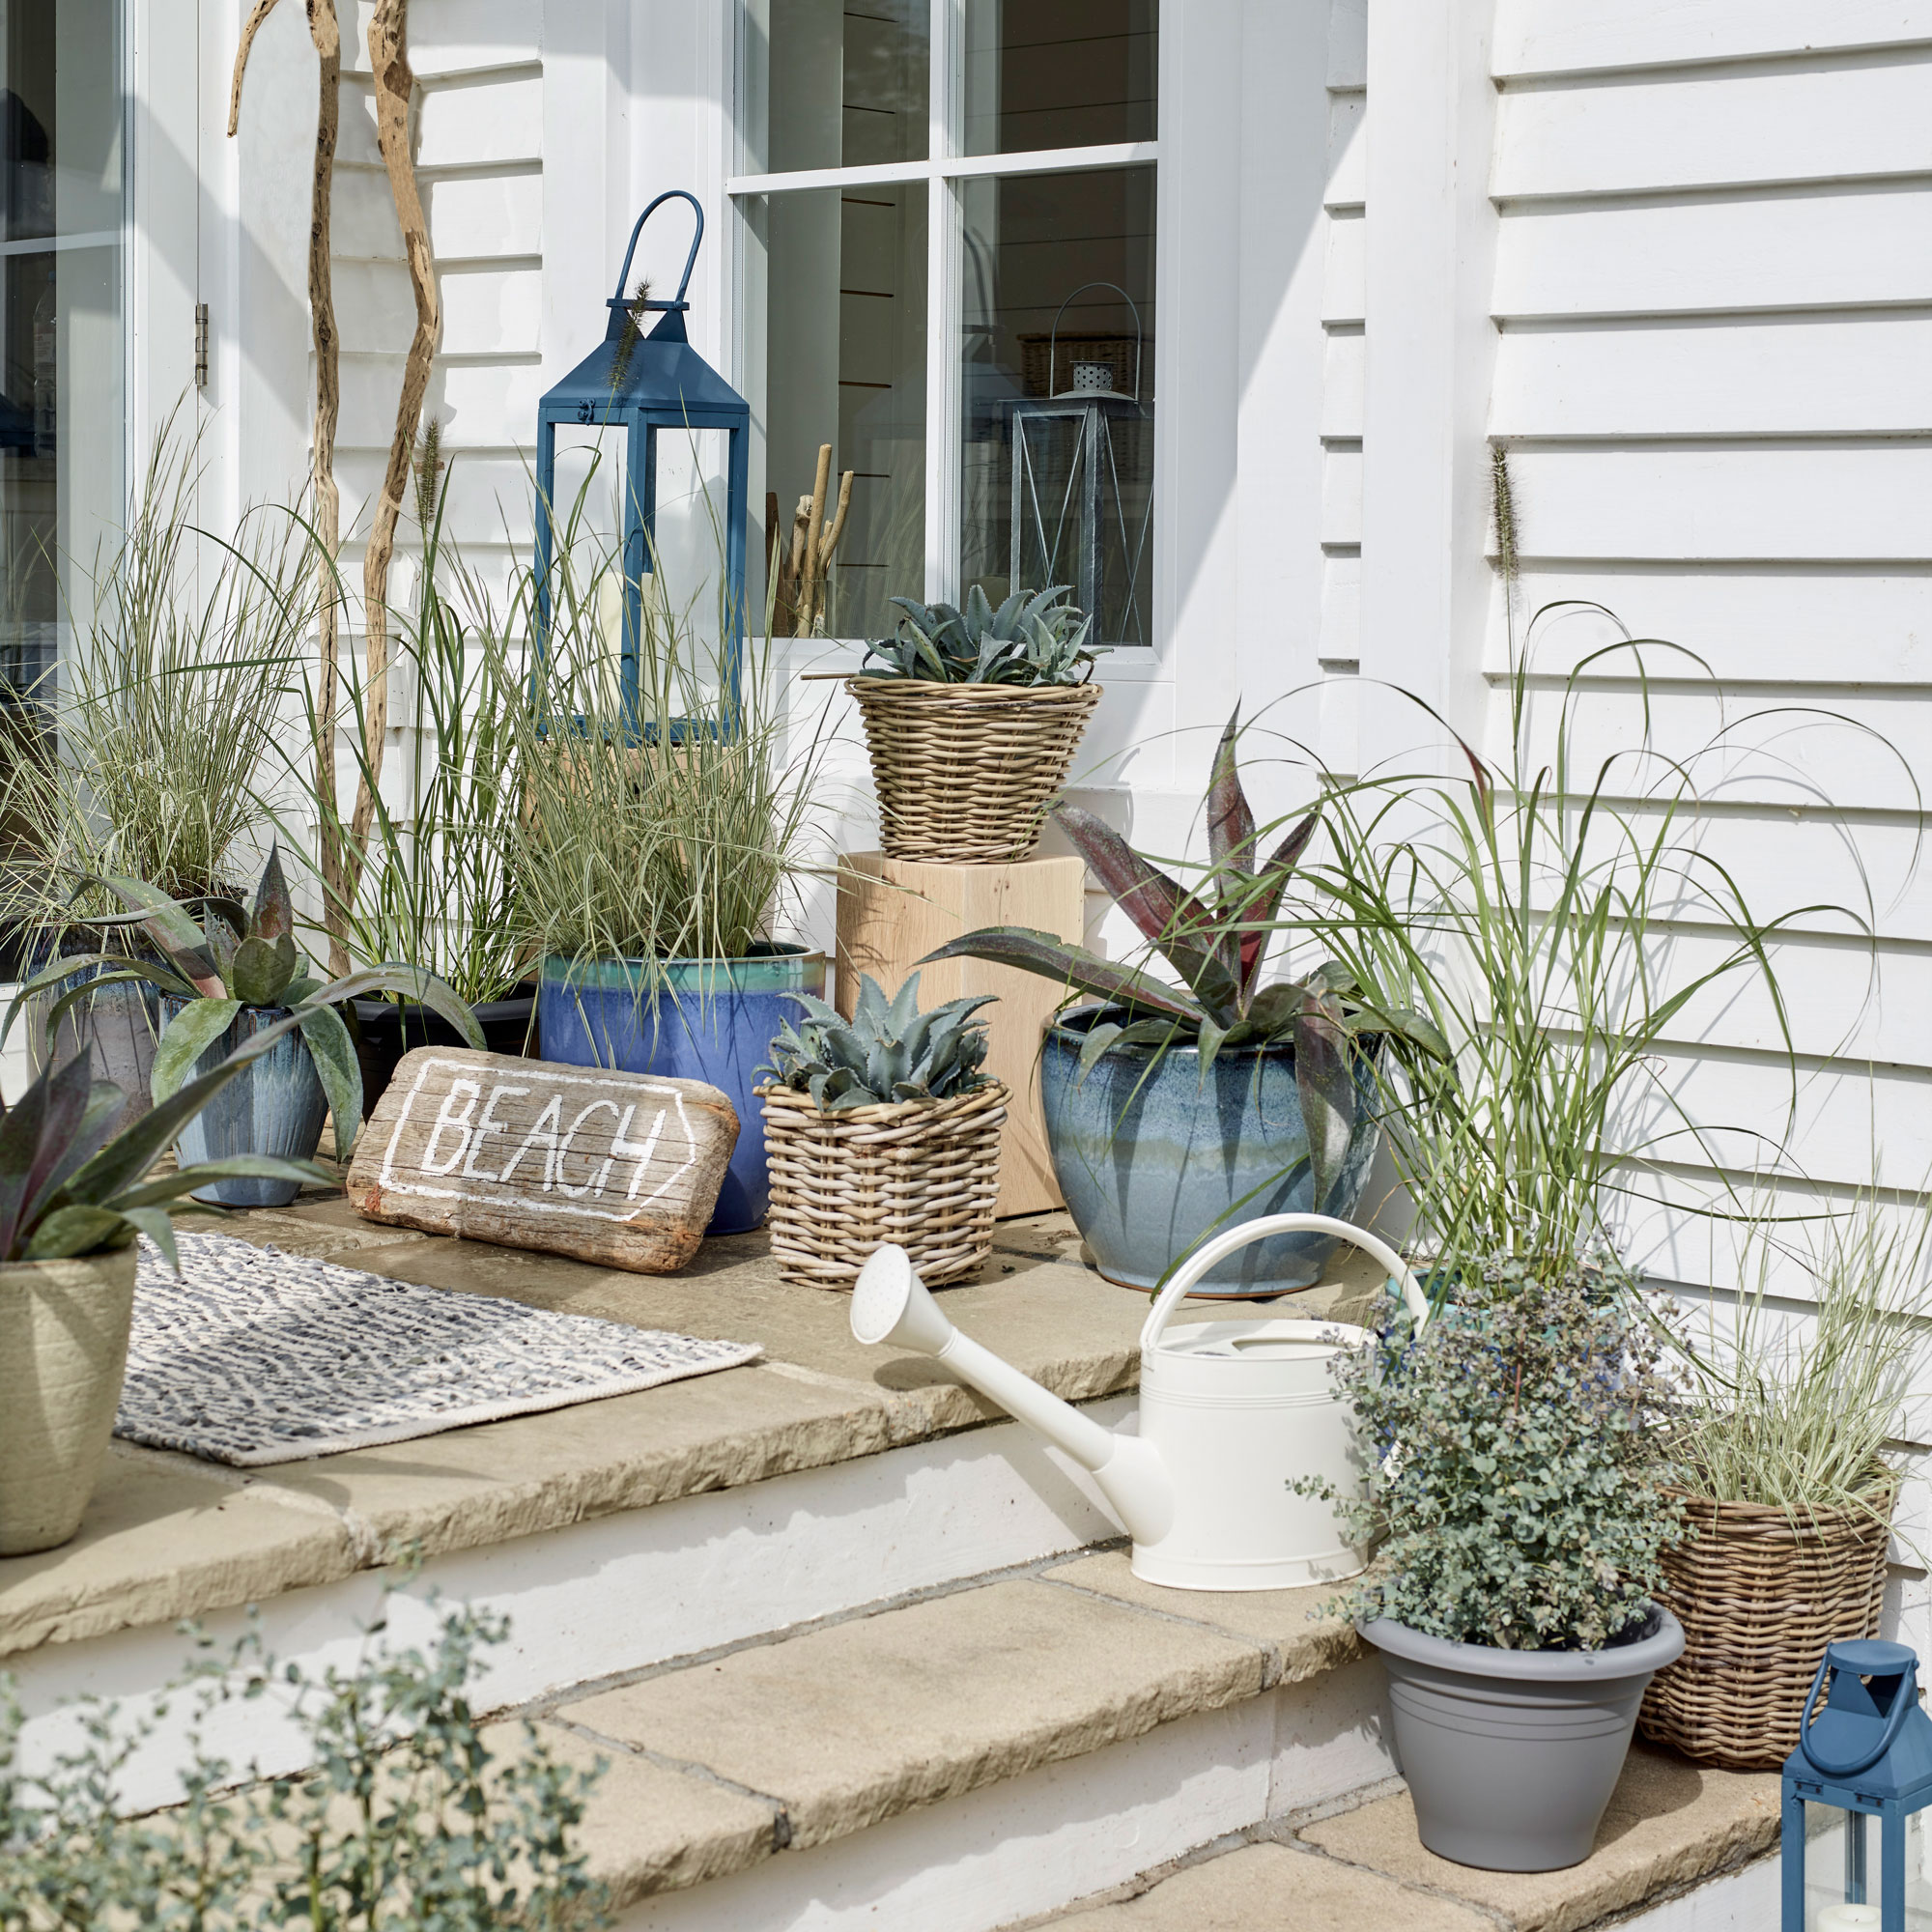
[923,0,959,606]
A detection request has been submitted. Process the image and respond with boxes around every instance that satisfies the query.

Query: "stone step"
[502,1548,1393,1932]
[1035,1743,1783,1932]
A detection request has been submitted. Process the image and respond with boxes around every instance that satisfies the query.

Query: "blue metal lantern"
[1783,1640,1932,1929]
[532,189,749,736]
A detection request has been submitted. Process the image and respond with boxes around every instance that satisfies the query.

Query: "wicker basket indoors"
[758,1080,1009,1290]
[1637,1480,1896,1771]
[847,678,1102,865]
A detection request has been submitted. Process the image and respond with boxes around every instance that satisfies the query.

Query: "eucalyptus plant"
[4,845,481,1161]
[923,707,1449,1206]
[861,583,1103,686]
[763,972,995,1110]
[0,1023,327,1267]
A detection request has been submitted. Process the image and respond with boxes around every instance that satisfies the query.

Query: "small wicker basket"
[847,678,1102,865]
[1636,1479,1896,1771]
[758,1080,1009,1290]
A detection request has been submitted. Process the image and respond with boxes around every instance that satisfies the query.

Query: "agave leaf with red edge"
[251,842,295,945]
[85,873,209,956]
[17,1076,125,1240]
[0,1056,59,1257]
[1233,809,1321,996]
[1207,706,1257,886]
[1294,988,1353,1211]
[919,928,1205,1024]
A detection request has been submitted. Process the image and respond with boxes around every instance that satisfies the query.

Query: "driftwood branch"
[231,0,348,971]
[779,443,854,636]
[345,0,440,915]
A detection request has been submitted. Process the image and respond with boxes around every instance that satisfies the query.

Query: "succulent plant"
[763,972,996,1111]
[921,707,1453,1205]
[4,844,482,1159]
[0,1023,328,1265]
[860,584,1103,687]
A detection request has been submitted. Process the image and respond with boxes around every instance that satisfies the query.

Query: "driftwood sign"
[346,1049,738,1274]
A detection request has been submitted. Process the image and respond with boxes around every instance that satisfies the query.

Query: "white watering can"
[851,1212,1430,1592]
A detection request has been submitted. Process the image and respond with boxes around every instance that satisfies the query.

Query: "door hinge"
[194,303,210,389]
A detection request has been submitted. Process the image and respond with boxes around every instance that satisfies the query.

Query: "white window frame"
[723,0,1160,648]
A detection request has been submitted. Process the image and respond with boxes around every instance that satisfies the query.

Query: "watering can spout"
[852,1247,1175,1545]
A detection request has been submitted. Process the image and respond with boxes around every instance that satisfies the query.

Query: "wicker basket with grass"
[758,1080,1008,1290]
[1636,1478,1896,1771]
[848,678,1101,864]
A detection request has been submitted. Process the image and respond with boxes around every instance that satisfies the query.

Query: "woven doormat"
[115,1232,762,1468]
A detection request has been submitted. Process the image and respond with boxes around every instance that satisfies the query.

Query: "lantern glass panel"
[743,0,928,176]
[963,0,1158,157]
[959,165,1155,647]
[1800,1801,1932,1927]
[746,183,926,639]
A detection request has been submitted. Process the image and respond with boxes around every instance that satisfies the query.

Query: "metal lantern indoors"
[1782,1640,1932,1929]
[1006,280,1153,648]
[532,189,749,734]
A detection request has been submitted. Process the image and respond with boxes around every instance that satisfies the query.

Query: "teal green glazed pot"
[538,945,826,1236]
[1040,1003,1382,1294]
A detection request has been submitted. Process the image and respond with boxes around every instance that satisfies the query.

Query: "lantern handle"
[611,189,704,316]
[1796,1643,1918,1779]
[1047,281,1142,403]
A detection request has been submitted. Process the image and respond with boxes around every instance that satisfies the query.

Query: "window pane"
[0,0,122,751]
[960,166,1153,648]
[750,184,926,640]
[964,0,1157,157]
[743,0,928,176]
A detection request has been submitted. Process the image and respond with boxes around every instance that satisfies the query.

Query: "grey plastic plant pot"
[1362,1605,1686,1872]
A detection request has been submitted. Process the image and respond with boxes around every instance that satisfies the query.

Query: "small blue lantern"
[532,189,749,736]
[1783,1640,1932,1929]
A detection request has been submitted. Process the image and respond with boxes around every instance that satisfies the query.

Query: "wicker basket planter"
[758,1080,1009,1290]
[847,678,1102,865]
[1636,1479,1896,1770]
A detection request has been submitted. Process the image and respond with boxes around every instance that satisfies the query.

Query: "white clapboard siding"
[338,355,544,453]
[1492,315,1932,439]
[1492,566,1932,685]
[334,452,531,548]
[1493,0,1932,78]
[1321,445,1363,546]
[1327,0,1367,87]
[1498,444,1932,560]
[1322,207,1365,324]
[1320,553,1360,665]
[1320,329,1365,439]
[1493,61,1932,200]
[344,0,544,78]
[1327,88,1366,207]
[1494,189,1932,321]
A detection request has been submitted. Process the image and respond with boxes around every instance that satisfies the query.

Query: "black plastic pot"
[350,987,537,1119]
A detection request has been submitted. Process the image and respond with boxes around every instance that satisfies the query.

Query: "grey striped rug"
[115,1232,762,1467]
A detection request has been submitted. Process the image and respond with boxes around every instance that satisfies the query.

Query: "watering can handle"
[1138,1213,1430,1355]
[611,189,704,311]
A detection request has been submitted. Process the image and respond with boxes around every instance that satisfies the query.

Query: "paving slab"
[484,1720,780,1903]
[1050,1840,1494,1928]
[0,1449,355,1658]
[1041,1550,1363,1686]
[1299,1744,1782,1932]
[558,1575,1269,1850]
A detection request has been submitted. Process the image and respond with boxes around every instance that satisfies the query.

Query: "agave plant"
[763,972,995,1111]
[860,584,1103,687]
[922,708,1450,1203]
[0,1026,328,1265]
[4,845,482,1159]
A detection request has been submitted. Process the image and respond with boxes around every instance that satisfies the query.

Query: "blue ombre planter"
[1041,1003,1382,1295]
[160,996,329,1208]
[538,946,825,1236]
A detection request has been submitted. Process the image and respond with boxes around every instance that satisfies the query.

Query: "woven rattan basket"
[847,678,1102,865]
[1636,1479,1896,1771]
[758,1080,1009,1290]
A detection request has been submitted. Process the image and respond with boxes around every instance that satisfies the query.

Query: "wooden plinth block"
[836,850,1083,1218]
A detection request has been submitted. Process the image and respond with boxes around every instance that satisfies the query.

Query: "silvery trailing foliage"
[764,972,995,1111]
[1311,1254,1682,1651]
[0,1591,611,1930]
[860,584,1104,686]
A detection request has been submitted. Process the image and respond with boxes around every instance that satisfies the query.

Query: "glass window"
[960,165,1154,647]
[745,0,929,176]
[747,183,926,640]
[964,0,1158,156]
[0,0,123,722]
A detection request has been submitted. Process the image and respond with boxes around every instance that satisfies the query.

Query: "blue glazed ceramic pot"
[1040,1003,1383,1295]
[538,946,827,1236]
[161,996,329,1208]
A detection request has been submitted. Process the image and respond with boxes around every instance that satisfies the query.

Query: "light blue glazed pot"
[1040,1003,1383,1295]
[160,996,328,1208]
[538,946,827,1236]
